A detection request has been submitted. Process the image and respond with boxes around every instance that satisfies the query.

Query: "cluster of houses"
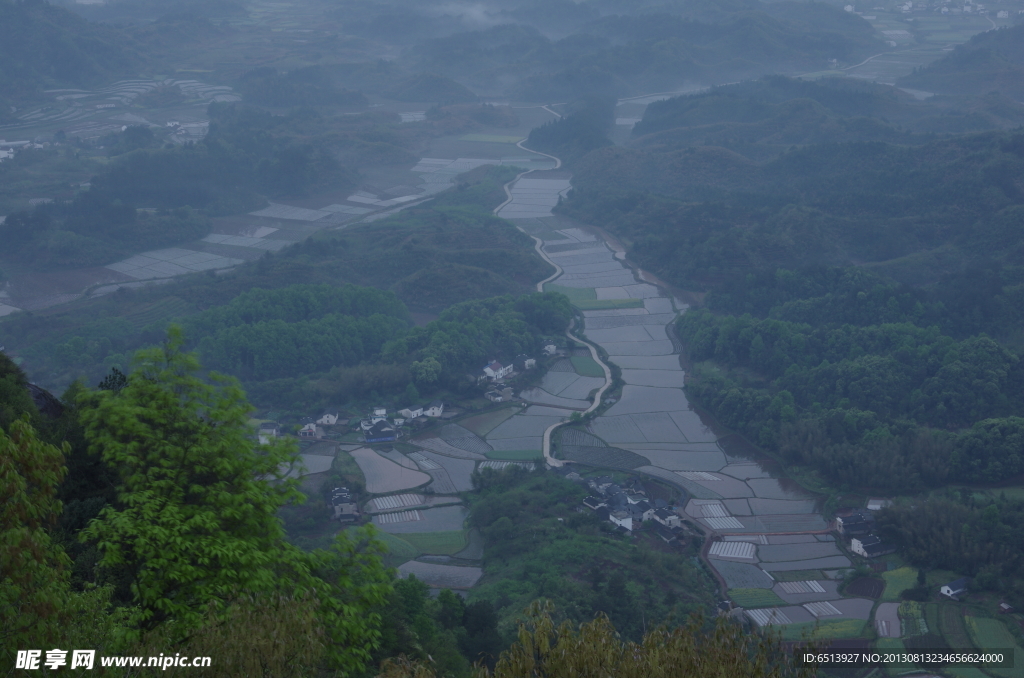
[356,402,447,444]
[581,475,683,542]
[836,510,896,558]
[329,486,358,521]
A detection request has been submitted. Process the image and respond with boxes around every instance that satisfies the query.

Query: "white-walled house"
[941,578,969,598]
[653,508,681,528]
[317,410,340,426]
[483,360,513,381]
[609,510,633,531]
[423,400,444,417]
[399,405,424,419]
[258,422,280,445]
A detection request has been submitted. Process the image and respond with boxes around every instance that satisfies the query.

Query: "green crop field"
[368,530,419,566]
[570,355,604,377]
[332,449,364,481]
[881,567,917,601]
[397,530,468,555]
[940,605,974,649]
[965,616,1024,678]
[485,449,543,460]
[545,284,596,302]
[779,619,865,641]
[899,600,929,635]
[966,616,1016,650]
[728,588,786,608]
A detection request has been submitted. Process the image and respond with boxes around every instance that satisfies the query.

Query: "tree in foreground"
[378,601,815,678]
[79,327,391,674]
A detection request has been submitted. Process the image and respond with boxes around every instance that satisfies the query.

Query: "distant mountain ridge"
[898,25,1024,100]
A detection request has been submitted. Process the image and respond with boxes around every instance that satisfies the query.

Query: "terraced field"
[728,588,786,608]
[398,531,468,555]
[939,605,974,649]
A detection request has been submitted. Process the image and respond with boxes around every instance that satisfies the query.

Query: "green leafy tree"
[0,417,70,660]
[379,601,815,678]
[79,327,391,673]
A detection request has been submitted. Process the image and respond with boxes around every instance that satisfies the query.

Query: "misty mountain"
[899,25,1024,100]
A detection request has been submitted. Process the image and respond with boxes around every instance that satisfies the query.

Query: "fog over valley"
[2,0,1024,675]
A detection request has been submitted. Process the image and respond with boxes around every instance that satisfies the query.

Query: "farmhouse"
[850,534,896,558]
[543,344,558,356]
[485,390,504,403]
[836,512,874,536]
[655,525,678,544]
[423,400,444,417]
[330,486,358,521]
[299,423,319,438]
[514,354,536,370]
[583,496,606,510]
[630,500,655,522]
[609,510,632,531]
[483,360,513,381]
[365,420,398,444]
[317,410,340,426]
[941,578,970,599]
[258,421,280,445]
[399,405,424,419]
[653,508,681,528]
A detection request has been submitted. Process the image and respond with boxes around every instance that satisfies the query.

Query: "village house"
[514,354,536,371]
[630,500,655,522]
[365,420,397,444]
[317,410,340,426]
[653,507,681,528]
[399,405,424,420]
[836,511,874,536]
[609,510,632,531]
[941,578,970,599]
[543,343,558,356]
[258,421,280,445]
[423,400,444,417]
[482,360,513,381]
[485,390,504,403]
[299,423,319,438]
[329,486,358,521]
[360,407,390,431]
[583,496,606,510]
[850,534,896,558]
[655,524,678,544]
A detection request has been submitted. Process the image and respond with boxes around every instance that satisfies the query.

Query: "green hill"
[630,77,1024,161]
[0,0,141,102]
[898,25,1024,99]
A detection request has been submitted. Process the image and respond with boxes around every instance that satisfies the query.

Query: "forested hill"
[557,126,1024,494]
[631,76,1024,147]
[410,4,882,101]
[898,25,1024,100]
[0,0,141,105]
